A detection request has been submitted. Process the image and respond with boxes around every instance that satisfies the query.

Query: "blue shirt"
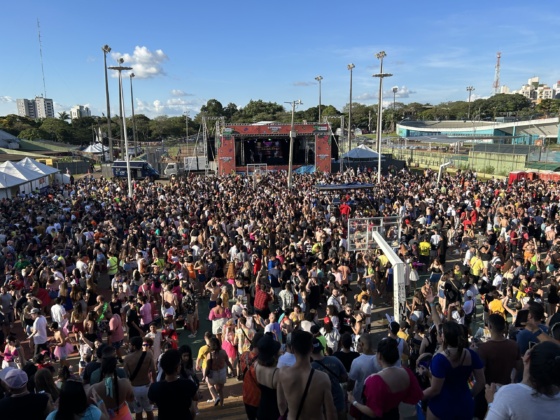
[516,325,548,354]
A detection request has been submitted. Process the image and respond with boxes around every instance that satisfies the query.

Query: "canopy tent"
[0,172,25,189]
[341,144,385,161]
[0,161,43,181]
[0,160,45,194]
[82,143,109,160]
[14,157,59,176]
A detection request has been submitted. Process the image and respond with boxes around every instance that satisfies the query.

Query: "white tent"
[15,157,59,176]
[341,144,385,160]
[0,160,44,193]
[82,143,109,160]
[0,172,26,199]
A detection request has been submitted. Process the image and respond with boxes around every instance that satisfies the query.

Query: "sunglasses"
[142,343,151,347]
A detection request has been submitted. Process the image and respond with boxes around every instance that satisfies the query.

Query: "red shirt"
[363,368,423,417]
[240,350,260,407]
[254,288,271,310]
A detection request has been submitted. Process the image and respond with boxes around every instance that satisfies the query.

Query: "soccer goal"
[247,164,268,184]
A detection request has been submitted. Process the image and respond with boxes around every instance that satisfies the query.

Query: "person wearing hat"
[29,307,49,356]
[0,368,53,419]
[311,336,348,418]
[255,333,281,420]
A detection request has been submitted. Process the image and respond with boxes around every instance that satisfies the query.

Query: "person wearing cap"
[29,307,49,356]
[0,368,53,419]
[310,336,348,418]
[255,333,281,420]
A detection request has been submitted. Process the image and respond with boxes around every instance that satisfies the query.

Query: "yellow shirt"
[397,330,409,341]
[470,256,484,276]
[419,242,431,257]
[197,344,210,371]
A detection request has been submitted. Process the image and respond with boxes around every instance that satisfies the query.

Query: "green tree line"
[0,94,557,145]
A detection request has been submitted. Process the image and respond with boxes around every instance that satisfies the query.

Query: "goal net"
[247,164,268,183]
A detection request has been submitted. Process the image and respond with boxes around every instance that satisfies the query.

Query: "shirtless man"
[205,278,221,310]
[277,330,336,420]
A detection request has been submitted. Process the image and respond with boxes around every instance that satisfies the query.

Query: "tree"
[39,118,72,142]
[536,99,560,117]
[200,99,224,117]
[58,111,70,121]
[17,127,49,140]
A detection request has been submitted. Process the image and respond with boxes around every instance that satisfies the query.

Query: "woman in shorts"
[205,337,233,406]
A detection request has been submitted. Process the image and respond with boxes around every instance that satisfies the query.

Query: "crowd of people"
[0,166,559,420]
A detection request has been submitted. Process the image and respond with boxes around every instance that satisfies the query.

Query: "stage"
[216,123,332,175]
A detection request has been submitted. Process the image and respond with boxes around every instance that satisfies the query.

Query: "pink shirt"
[109,314,125,342]
[139,303,153,326]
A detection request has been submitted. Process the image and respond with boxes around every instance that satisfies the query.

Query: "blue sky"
[1,1,560,119]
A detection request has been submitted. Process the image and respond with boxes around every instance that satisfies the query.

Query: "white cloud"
[0,96,15,103]
[293,81,314,87]
[134,97,205,117]
[357,86,416,102]
[170,89,193,97]
[468,93,489,101]
[111,46,168,79]
[384,86,416,99]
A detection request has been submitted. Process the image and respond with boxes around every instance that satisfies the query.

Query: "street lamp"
[284,99,302,189]
[184,111,190,140]
[467,86,475,120]
[108,61,133,197]
[102,45,113,161]
[344,64,355,174]
[129,73,138,156]
[392,86,398,132]
[373,51,393,184]
[315,76,323,122]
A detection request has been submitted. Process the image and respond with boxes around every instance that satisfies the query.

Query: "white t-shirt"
[32,315,48,345]
[277,351,296,368]
[50,304,66,325]
[486,383,560,420]
[348,354,380,403]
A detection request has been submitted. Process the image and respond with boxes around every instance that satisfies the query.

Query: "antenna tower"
[493,52,501,95]
[37,19,47,98]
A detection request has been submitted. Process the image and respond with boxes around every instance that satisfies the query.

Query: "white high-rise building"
[16,96,54,118]
[70,105,91,119]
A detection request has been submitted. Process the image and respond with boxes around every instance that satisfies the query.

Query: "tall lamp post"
[184,111,190,140]
[467,86,475,120]
[392,86,398,132]
[108,61,133,197]
[102,45,113,161]
[347,64,355,161]
[315,76,323,122]
[373,51,393,184]
[284,99,302,189]
[129,73,138,156]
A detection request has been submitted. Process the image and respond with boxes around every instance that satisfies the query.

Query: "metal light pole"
[285,99,302,189]
[108,61,133,197]
[392,86,398,132]
[467,86,475,120]
[129,73,138,156]
[184,111,189,140]
[315,76,323,122]
[347,64,355,158]
[373,51,393,184]
[102,45,113,161]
